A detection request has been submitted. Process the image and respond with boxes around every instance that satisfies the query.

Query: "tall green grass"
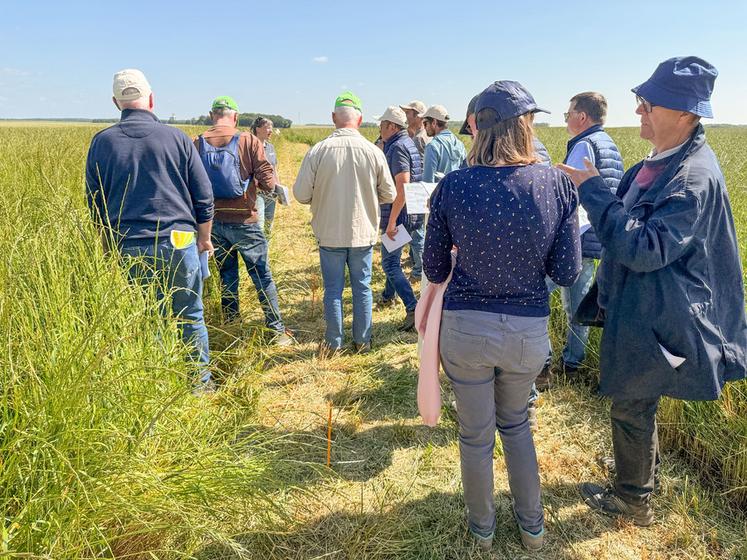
[0,126,285,558]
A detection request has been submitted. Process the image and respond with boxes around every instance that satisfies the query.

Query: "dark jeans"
[212,221,285,333]
[381,218,421,310]
[611,397,660,504]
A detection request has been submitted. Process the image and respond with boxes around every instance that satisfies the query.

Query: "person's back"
[424,81,580,553]
[425,163,579,314]
[87,109,213,243]
[297,128,393,247]
[294,92,395,354]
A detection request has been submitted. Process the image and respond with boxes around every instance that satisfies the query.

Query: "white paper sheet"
[200,251,211,280]
[275,184,291,206]
[404,182,439,215]
[381,224,412,252]
[578,206,592,236]
[658,343,685,369]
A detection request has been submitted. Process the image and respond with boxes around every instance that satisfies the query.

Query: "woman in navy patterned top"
[423,81,581,552]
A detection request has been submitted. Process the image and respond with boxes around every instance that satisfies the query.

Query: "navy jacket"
[381,129,422,230]
[580,124,747,401]
[564,124,624,258]
[424,164,581,317]
[86,109,214,244]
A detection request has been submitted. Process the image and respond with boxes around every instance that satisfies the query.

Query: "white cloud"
[312,56,328,64]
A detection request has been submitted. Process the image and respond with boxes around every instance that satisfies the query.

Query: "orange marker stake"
[326,401,333,467]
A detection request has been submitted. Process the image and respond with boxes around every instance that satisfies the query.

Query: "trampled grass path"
[219,139,746,560]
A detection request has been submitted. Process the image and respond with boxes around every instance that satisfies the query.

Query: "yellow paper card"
[170,230,195,250]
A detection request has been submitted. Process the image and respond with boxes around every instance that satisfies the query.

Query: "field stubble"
[0,123,745,559]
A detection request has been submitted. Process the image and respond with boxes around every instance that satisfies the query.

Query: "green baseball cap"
[211,95,239,112]
[334,91,362,112]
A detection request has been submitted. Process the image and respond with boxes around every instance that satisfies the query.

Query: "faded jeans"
[408,214,426,279]
[440,309,548,538]
[120,239,210,382]
[212,221,285,333]
[319,246,373,348]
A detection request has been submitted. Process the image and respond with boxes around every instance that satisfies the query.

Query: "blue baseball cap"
[632,56,717,118]
[475,81,549,130]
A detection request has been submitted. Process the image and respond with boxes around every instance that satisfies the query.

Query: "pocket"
[442,328,487,369]
[170,230,196,250]
[520,331,550,371]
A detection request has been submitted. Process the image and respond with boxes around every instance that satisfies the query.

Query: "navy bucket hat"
[632,56,718,118]
[475,81,549,130]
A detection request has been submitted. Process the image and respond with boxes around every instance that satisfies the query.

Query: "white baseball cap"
[112,69,152,102]
[378,106,408,128]
[399,100,427,114]
[419,104,450,121]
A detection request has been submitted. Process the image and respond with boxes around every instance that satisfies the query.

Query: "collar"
[384,129,408,150]
[202,124,239,138]
[121,108,158,121]
[647,141,688,161]
[331,128,362,137]
[566,123,604,153]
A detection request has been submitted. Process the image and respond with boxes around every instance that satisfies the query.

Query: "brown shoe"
[398,309,416,332]
[535,364,553,391]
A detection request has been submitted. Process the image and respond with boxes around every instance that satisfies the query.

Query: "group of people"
[85,56,747,552]
[86,71,295,394]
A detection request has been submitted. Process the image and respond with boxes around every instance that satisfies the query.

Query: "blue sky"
[2,0,746,126]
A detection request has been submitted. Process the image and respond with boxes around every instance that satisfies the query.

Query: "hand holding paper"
[381,224,412,252]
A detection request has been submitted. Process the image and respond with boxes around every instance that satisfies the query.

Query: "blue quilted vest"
[381,130,423,230]
[564,124,624,258]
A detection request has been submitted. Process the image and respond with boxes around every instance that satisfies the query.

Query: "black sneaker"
[535,364,553,391]
[580,483,654,527]
[398,309,416,332]
[561,362,579,381]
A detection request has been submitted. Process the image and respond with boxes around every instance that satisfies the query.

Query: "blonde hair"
[468,111,539,166]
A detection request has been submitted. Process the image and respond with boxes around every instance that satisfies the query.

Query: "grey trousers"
[440,309,548,537]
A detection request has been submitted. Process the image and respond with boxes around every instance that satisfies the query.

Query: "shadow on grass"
[197,488,619,560]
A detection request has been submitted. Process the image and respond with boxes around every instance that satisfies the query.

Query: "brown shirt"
[195,125,275,223]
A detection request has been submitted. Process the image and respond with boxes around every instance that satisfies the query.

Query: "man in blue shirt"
[542,92,624,386]
[86,69,215,393]
[420,105,467,182]
[378,106,421,331]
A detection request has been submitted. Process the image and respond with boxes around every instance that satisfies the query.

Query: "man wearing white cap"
[400,100,431,157]
[421,105,467,182]
[85,69,215,394]
[378,106,422,330]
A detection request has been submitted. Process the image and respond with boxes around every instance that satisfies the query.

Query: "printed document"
[404,182,439,215]
[381,224,412,253]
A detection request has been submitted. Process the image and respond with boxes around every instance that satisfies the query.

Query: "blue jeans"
[408,214,426,279]
[440,310,547,538]
[120,239,210,381]
[212,221,285,333]
[319,246,373,348]
[380,239,418,312]
[545,257,596,369]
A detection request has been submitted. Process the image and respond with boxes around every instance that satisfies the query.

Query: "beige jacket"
[293,128,396,247]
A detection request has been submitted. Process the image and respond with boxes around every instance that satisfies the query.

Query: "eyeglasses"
[636,95,654,113]
[563,110,579,122]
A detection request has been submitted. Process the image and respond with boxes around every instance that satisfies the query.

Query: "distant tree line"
[185,113,292,128]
